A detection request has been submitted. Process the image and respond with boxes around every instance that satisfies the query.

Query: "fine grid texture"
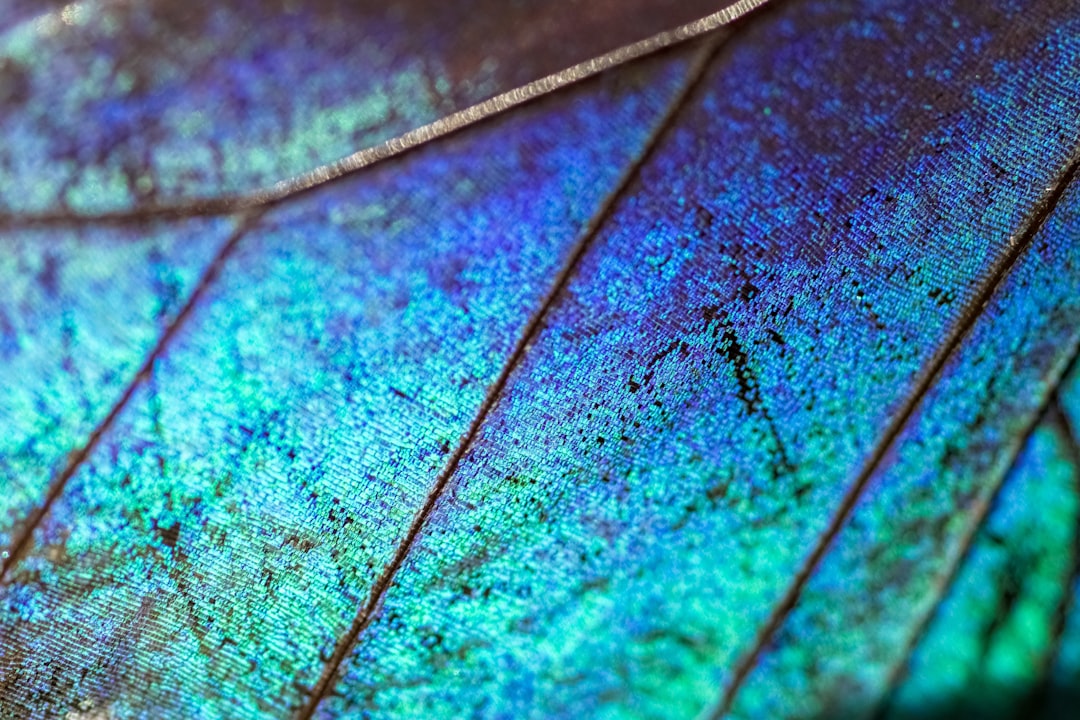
[882,373,1080,719]
[1,0,1079,718]
[295,34,726,720]
[316,0,1080,718]
[0,217,239,554]
[0,47,705,717]
[725,170,1080,719]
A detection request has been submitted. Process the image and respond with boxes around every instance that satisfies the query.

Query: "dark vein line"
[0,0,768,231]
[1033,387,1080,692]
[1056,384,1080,462]
[0,197,251,229]
[869,350,1080,720]
[1049,394,1080,636]
[0,209,265,581]
[705,154,1080,720]
[292,36,728,720]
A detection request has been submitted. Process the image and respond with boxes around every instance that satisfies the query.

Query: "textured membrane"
[322,1,1080,718]
[0,49,698,718]
[0,0,731,214]
[1,0,1079,718]
[0,219,235,548]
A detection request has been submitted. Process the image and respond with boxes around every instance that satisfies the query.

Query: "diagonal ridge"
[704,153,1080,720]
[292,34,730,720]
[0,0,769,231]
[0,209,266,581]
[0,197,250,230]
[1036,389,1080,689]
[869,349,1080,720]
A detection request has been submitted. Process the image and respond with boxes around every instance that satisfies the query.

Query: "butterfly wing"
[0,0,752,215]
[1,0,1079,718]
[0,45,706,717]
[883,381,1080,719]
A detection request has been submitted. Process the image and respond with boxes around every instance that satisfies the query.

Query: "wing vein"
[868,351,1080,720]
[705,153,1080,720]
[291,34,730,720]
[1028,391,1080,711]
[0,0,768,231]
[0,208,266,581]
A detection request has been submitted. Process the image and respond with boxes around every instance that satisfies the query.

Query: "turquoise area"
[1042,367,1080,720]
[882,410,1079,719]
[2,0,1080,718]
[0,51,695,718]
[729,179,1080,717]
[0,219,233,548]
[319,1,1080,718]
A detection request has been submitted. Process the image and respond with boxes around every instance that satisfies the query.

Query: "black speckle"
[157,521,181,549]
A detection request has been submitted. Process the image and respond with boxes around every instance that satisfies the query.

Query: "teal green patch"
[0,218,235,549]
[729,167,1080,720]
[321,1,1080,718]
[885,416,1079,718]
[0,50,696,718]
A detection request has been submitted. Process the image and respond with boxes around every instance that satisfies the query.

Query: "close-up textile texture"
[0,0,1078,718]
